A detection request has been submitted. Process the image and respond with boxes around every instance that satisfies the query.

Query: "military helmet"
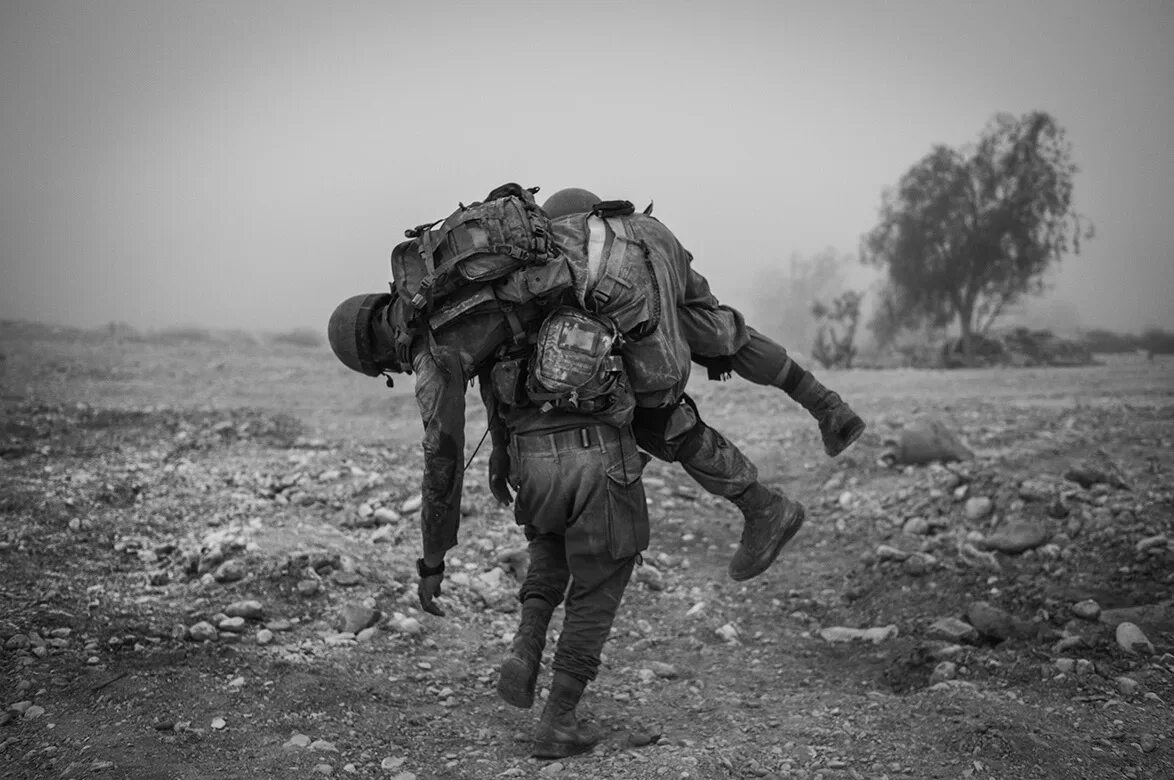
[541,188,601,219]
[328,292,392,376]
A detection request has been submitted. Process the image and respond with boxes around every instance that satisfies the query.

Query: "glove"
[416,558,446,616]
[489,445,513,506]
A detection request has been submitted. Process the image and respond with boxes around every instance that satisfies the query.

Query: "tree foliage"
[861,111,1093,363]
[811,290,862,369]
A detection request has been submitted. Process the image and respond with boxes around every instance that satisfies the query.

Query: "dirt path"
[2,328,1172,779]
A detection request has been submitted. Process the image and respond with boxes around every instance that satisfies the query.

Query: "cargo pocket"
[605,449,651,559]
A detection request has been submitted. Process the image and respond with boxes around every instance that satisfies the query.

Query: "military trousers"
[510,423,649,683]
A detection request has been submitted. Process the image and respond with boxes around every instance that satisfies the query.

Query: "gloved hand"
[489,445,513,506]
[416,557,446,616]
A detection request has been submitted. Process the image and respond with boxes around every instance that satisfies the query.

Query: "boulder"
[883,417,974,466]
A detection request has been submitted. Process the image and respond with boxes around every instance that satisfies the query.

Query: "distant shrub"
[1138,328,1174,355]
[269,328,324,348]
[1080,329,1138,354]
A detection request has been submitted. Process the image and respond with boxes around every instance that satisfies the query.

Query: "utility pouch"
[491,357,530,407]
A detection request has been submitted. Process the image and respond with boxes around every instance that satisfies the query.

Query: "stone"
[635,565,665,591]
[210,717,226,730]
[213,559,246,584]
[902,554,934,577]
[4,634,30,651]
[309,740,338,752]
[187,622,218,642]
[926,617,979,644]
[627,724,663,747]
[875,545,910,562]
[22,705,45,720]
[1064,450,1129,490]
[929,661,957,685]
[217,617,246,633]
[284,733,311,749]
[337,604,380,635]
[1018,479,1056,502]
[224,600,264,620]
[957,543,1000,572]
[333,571,362,587]
[1071,600,1101,621]
[967,601,1034,641]
[392,615,422,636]
[715,623,739,643]
[819,625,898,643]
[1115,676,1140,696]
[256,629,274,645]
[964,497,994,521]
[982,521,1049,554]
[648,661,679,678]
[884,418,974,465]
[297,579,321,596]
[1115,622,1154,655]
[400,494,423,514]
[370,526,395,544]
[1136,535,1169,554]
[902,517,931,535]
[373,507,399,524]
[355,627,379,643]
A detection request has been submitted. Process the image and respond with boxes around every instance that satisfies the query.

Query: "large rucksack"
[384,183,570,371]
[392,183,554,310]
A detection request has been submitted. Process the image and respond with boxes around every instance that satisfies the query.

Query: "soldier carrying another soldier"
[328,183,865,757]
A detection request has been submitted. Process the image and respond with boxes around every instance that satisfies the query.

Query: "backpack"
[524,306,633,424]
[391,183,554,311]
[384,183,570,371]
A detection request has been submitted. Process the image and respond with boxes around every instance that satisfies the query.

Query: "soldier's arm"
[412,345,468,564]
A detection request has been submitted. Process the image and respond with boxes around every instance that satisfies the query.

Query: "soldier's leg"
[682,301,866,457]
[633,396,805,581]
[534,425,645,759]
[497,440,572,710]
[498,526,565,709]
[728,328,866,457]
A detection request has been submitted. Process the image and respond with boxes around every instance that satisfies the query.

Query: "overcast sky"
[2,0,1171,336]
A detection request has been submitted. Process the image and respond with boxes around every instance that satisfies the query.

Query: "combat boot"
[728,483,806,581]
[532,671,599,759]
[790,373,866,457]
[497,598,554,709]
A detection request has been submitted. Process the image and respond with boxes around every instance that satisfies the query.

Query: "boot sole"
[826,417,866,457]
[496,656,537,709]
[728,503,806,582]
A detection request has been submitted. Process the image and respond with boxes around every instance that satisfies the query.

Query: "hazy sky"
[2,0,1171,335]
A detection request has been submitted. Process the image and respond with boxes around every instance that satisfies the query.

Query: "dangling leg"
[633,397,805,581]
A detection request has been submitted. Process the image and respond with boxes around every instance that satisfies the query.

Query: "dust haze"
[1,1,1172,340]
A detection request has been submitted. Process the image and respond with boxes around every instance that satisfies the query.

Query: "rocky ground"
[1,323,1172,780]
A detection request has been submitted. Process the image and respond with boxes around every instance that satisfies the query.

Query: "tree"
[811,290,862,369]
[861,111,1093,364]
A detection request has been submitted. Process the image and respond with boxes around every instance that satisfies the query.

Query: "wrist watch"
[416,557,445,578]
